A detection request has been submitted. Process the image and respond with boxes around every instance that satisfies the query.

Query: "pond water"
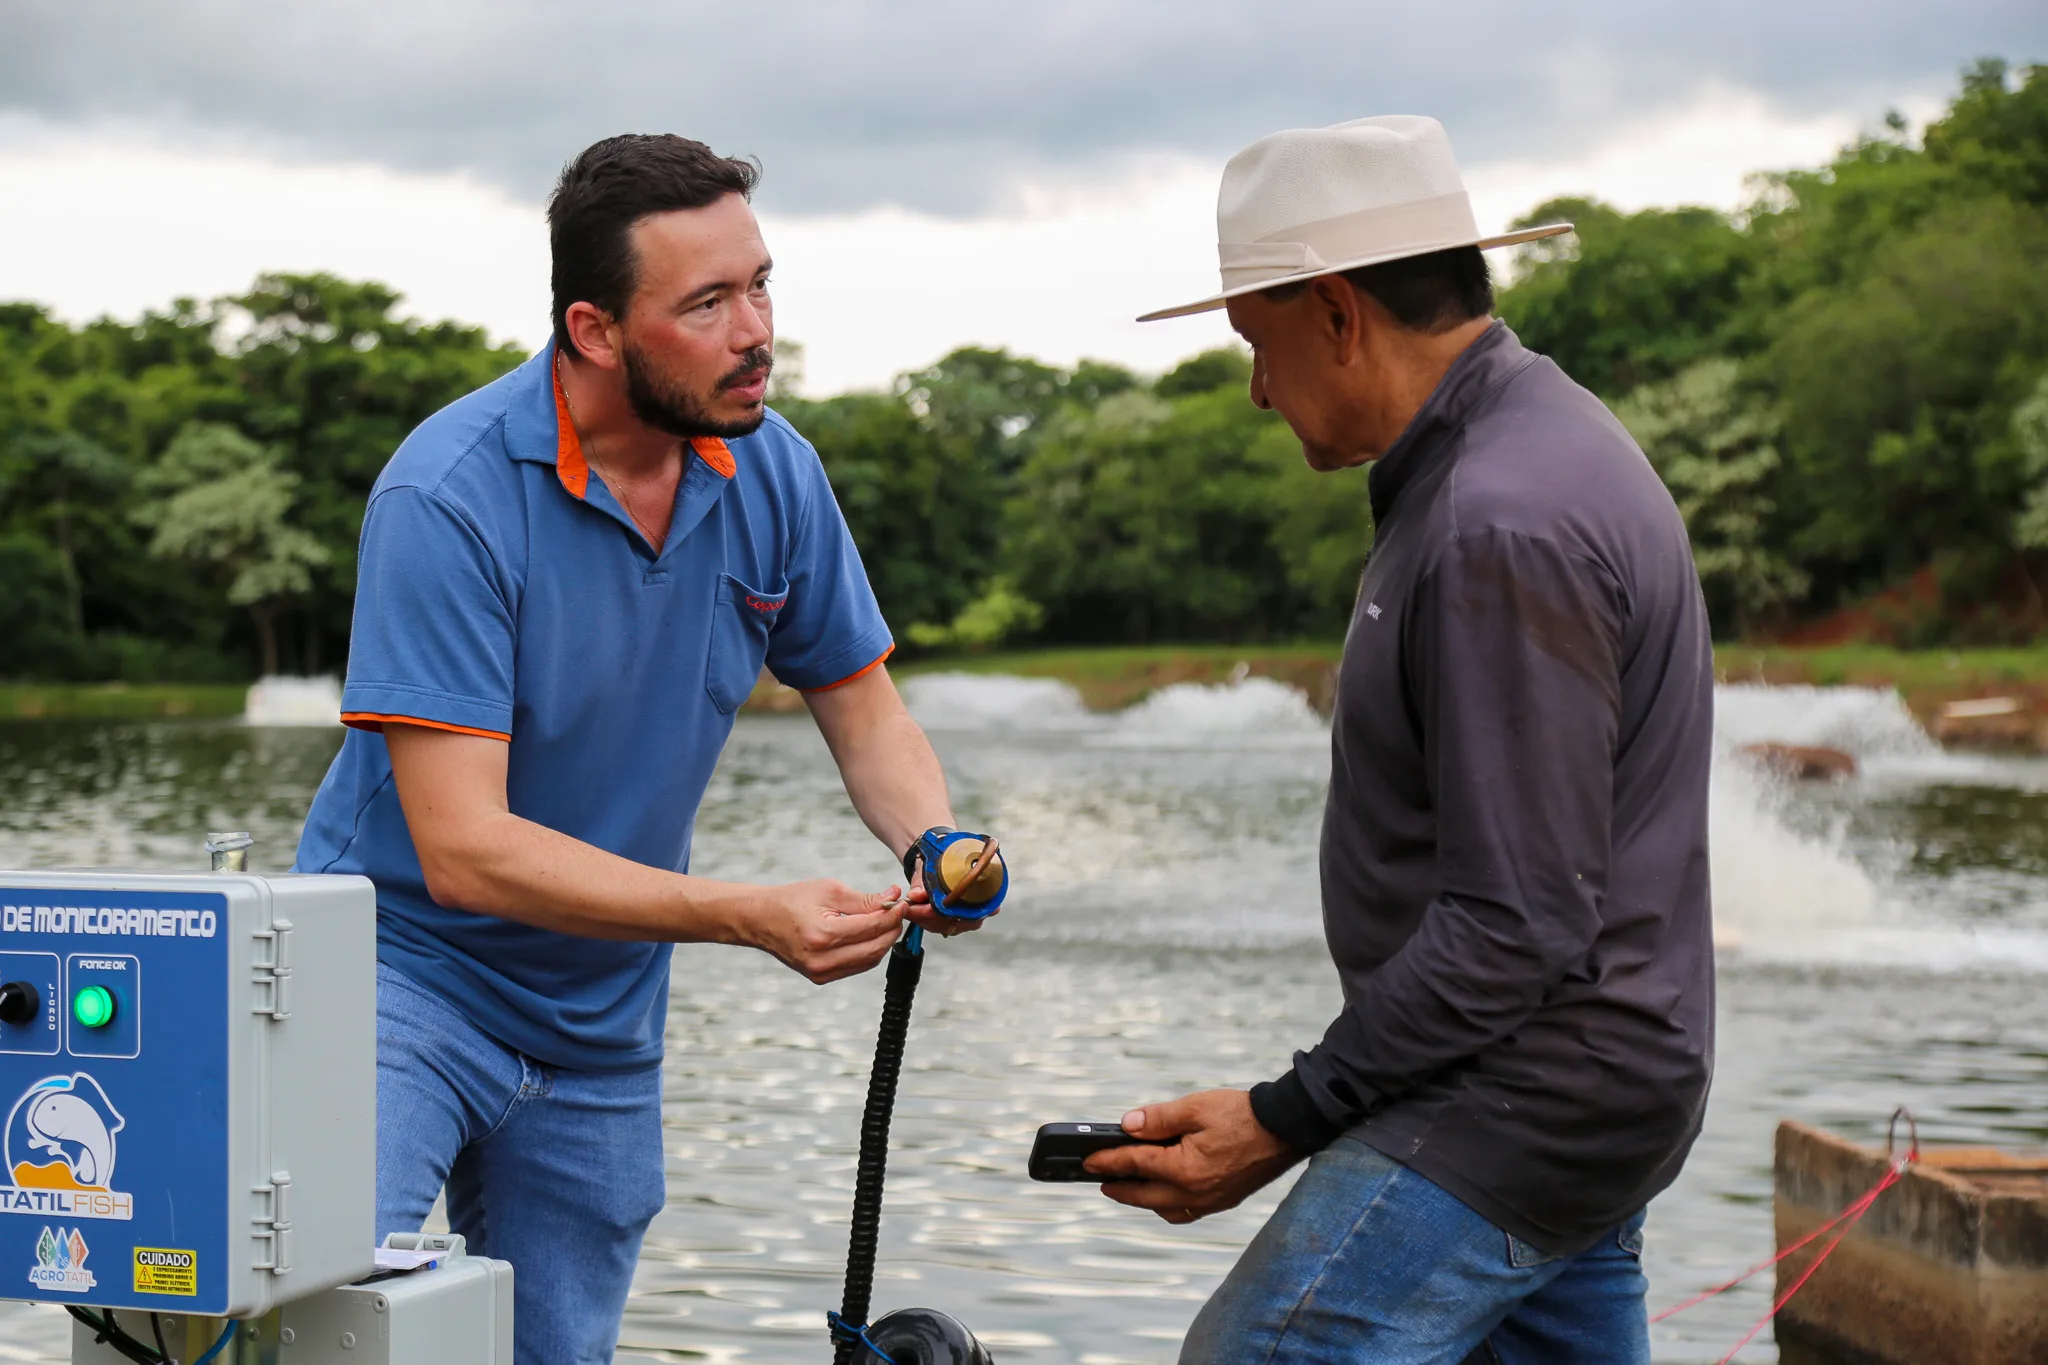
[1,677,2044,1364]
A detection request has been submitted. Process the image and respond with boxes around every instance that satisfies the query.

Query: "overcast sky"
[2,1,2042,392]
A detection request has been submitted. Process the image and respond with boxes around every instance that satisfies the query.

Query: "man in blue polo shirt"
[294,135,993,1364]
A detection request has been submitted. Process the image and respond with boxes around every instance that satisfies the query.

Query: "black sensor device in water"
[826,830,1006,1365]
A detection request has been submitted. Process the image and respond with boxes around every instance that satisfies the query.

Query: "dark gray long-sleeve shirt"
[1248,321,1715,1255]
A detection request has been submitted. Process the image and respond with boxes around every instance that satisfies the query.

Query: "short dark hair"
[1265,245,1493,333]
[547,135,761,357]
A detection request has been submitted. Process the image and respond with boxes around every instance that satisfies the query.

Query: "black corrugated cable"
[831,933,923,1365]
[65,1306,165,1364]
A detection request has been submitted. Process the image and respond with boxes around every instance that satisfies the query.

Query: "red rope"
[1652,1108,1919,1362]
[1706,1162,1904,1362]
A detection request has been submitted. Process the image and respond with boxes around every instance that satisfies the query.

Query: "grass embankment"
[0,683,247,720]
[891,643,2048,739]
[892,642,2048,720]
[14,645,2048,729]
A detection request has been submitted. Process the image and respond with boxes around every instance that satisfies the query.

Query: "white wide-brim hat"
[1138,115,1573,322]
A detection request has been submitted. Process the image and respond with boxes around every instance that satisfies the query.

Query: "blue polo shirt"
[294,344,893,1072]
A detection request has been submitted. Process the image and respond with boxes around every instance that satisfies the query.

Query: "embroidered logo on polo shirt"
[745,595,787,617]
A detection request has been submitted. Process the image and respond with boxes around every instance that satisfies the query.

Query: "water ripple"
[1,689,2045,1361]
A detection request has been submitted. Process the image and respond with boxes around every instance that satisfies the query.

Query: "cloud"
[2,0,2041,216]
[0,80,1904,397]
[0,3,2037,393]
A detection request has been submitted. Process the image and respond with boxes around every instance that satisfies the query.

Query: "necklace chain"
[555,354,669,548]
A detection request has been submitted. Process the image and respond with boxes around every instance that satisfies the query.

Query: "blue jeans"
[376,964,666,1365]
[1182,1138,1649,1365]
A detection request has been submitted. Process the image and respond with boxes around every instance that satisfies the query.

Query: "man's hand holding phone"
[1028,1123,1171,1181]
[1085,1088,1301,1224]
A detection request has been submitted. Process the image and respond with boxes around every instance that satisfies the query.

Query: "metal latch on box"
[252,918,295,1020]
[253,1171,294,1275]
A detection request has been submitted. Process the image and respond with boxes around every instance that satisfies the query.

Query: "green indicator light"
[73,986,115,1029]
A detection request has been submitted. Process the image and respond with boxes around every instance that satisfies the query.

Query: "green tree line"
[1507,58,2048,640]
[2,60,2043,681]
[1,279,523,679]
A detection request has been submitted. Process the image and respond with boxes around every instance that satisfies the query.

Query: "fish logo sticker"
[27,1224,96,1292]
[0,1075,132,1221]
[9,1074,123,1188]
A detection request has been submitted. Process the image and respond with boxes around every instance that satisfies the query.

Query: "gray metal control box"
[279,1236,514,1365]
[72,1236,514,1365]
[0,870,376,1320]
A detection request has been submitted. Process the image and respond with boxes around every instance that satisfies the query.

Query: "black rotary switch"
[0,981,37,1027]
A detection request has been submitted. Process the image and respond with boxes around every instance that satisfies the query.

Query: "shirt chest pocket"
[706,573,788,714]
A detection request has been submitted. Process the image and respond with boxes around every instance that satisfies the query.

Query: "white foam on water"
[1732,922,2048,973]
[1709,682,2048,972]
[1706,749,1875,954]
[899,671,1328,747]
[899,673,1102,732]
[1712,681,2048,788]
[1707,684,1887,953]
[243,675,343,727]
[888,671,2045,970]
[1714,683,1934,760]
[1103,677,1326,748]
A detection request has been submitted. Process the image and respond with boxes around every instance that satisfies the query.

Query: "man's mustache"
[721,348,774,390]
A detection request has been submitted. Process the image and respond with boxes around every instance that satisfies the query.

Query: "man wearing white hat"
[1089,117,1714,1363]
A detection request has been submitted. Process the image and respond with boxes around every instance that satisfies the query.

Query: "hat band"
[1217,191,1481,290]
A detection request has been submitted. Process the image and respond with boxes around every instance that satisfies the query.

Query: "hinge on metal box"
[251,1171,293,1275]
[251,918,294,1020]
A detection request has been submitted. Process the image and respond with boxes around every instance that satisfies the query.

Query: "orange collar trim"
[553,357,736,490]
[692,436,736,479]
[551,358,591,500]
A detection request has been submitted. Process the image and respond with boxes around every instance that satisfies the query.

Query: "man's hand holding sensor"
[751,879,909,984]
[1087,1089,1300,1224]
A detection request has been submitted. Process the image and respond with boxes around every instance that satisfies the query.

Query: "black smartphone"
[1028,1122,1171,1182]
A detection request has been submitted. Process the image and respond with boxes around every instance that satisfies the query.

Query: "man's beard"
[623,342,773,440]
